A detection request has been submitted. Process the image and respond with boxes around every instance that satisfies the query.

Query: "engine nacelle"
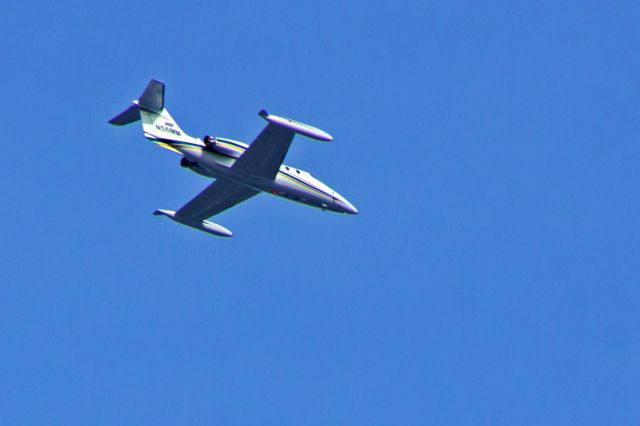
[180,157,215,178]
[203,135,244,159]
[203,135,216,148]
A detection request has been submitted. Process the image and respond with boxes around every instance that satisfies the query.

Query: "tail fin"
[108,79,164,126]
[108,79,198,144]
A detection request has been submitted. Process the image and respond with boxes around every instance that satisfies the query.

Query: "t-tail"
[108,79,201,148]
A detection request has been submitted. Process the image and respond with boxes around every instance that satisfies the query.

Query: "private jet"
[109,79,358,237]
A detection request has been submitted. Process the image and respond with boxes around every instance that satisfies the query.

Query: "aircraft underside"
[176,141,353,214]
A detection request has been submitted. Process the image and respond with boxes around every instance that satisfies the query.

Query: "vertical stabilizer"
[137,79,164,112]
[109,79,201,145]
[108,79,165,126]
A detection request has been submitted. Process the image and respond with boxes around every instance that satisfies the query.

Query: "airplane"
[109,79,358,237]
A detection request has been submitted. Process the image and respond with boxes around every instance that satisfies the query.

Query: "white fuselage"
[153,136,358,215]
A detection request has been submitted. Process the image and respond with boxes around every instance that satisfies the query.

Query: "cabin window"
[285,166,290,171]
[296,169,300,174]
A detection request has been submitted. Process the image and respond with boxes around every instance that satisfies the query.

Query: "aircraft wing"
[176,178,259,221]
[231,123,295,179]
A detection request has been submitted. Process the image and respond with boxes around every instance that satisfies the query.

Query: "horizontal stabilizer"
[108,104,139,126]
[153,209,233,237]
[258,109,333,141]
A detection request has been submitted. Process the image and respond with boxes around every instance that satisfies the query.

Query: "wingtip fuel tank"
[154,209,233,237]
[258,110,333,141]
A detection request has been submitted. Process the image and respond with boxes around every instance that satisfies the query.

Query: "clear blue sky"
[2,1,639,424]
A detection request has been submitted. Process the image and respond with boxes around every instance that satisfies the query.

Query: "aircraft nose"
[343,199,359,215]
